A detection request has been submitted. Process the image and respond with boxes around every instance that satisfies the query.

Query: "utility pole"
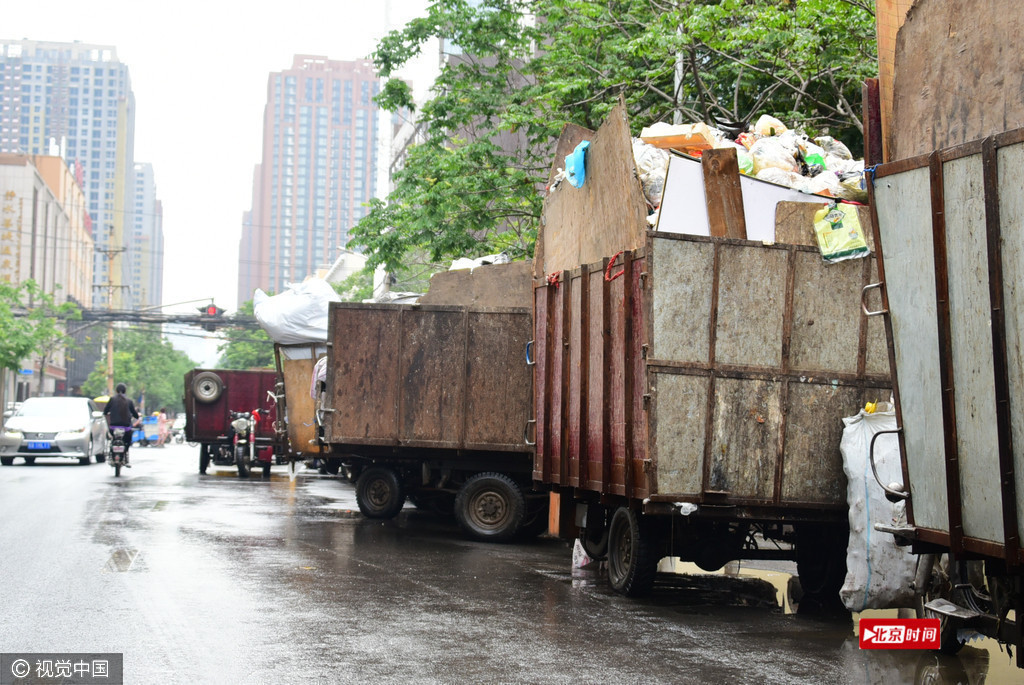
[94,243,128,395]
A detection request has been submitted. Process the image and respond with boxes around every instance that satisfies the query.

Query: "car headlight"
[3,429,22,440]
[56,427,89,440]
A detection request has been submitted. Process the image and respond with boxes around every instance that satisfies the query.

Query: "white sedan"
[0,396,109,465]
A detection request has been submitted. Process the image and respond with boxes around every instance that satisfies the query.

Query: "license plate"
[112,445,125,453]
[27,441,50,450]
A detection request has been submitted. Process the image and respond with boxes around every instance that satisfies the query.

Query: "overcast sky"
[5,0,432,363]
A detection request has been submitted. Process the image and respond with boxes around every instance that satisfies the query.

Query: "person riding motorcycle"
[103,383,140,466]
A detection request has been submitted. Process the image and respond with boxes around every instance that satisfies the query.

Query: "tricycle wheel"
[199,445,210,474]
[795,521,850,617]
[262,462,271,478]
[236,445,250,479]
[356,466,405,519]
[607,507,658,597]
[454,472,525,542]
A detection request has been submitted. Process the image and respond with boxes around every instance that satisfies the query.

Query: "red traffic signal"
[198,304,225,317]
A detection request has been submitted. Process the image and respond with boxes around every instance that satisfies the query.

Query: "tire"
[795,522,850,617]
[24,457,35,465]
[192,371,224,404]
[355,466,406,519]
[115,463,121,477]
[580,504,609,559]
[199,444,210,475]
[0,457,12,466]
[79,439,93,465]
[236,445,250,479]
[607,507,658,597]
[454,472,526,543]
[262,463,271,478]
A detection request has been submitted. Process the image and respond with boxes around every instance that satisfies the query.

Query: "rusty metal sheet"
[781,383,862,505]
[586,267,608,491]
[649,371,708,496]
[650,237,714,363]
[464,311,532,449]
[532,285,551,481]
[999,142,1024,545]
[714,244,788,368]
[184,369,279,442]
[568,272,587,486]
[325,305,401,443]
[609,268,628,495]
[873,165,949,533]
[944,154,1004,544]
[398,309,466,446]
[708,377,782,501]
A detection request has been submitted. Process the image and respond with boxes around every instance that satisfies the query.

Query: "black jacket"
[103,393,139,428]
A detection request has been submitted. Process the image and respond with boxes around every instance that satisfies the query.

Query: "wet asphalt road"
[0,443,1017,684]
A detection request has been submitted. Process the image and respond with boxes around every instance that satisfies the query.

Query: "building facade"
[238,56,381,302]
[0,153,93,401]
[0,39,138,309]
[129,162,163,309]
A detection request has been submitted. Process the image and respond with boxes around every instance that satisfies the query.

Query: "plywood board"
[891,0,1024,160]
[536,102,649,278]
[420,261,534,309]
[714,244,788,368]
[781,383,857,505]
[943,154,1003,544]
[708,377,782,500]
[650,372,708,496]
[464,311,532,449]
[649,237,714,363]
[774,201,876,251]
[873,167,949,532]
[399,309,467,446]
[789,251,864,375]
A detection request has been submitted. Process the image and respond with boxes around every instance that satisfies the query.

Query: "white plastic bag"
[253,278,341,344]
[839,404,917,611]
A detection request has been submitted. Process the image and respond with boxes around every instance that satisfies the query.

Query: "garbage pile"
[637,114,868,206]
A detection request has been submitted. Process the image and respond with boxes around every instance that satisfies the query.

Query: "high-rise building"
[129,162,163,309]
[238,55,381,301]
[0,39,137,308]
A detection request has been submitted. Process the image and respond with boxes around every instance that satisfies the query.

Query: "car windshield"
[14,398,89,418]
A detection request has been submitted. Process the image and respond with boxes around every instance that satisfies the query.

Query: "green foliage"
[216,299,275,370]
[0,279,80,373]
[81,328,196,413]
[332,270,374,302]
[351,0,877,272]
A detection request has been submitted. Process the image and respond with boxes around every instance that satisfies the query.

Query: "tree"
[216,299,275,370]
[351,0,877,272]
[0,279,80,405]
[81,329,196,414]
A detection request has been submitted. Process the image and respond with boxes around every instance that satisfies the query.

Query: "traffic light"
[198,304,225,331]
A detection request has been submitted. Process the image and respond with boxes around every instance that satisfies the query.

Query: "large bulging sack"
[253,279,341,344]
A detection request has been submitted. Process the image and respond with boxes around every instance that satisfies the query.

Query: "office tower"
[0,39,137,308]
[238,56,381,301]
[129,162,163,309]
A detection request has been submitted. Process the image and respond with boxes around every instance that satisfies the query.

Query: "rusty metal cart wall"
[319,301,542,541]
[870,129,1024,661]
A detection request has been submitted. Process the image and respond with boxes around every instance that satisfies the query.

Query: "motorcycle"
[230,407,271,479]
[107,426,132,477]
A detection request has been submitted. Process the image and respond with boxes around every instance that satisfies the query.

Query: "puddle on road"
[104,548,145,572]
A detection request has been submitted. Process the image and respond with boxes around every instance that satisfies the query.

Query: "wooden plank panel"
[702,148,747,239]
[873,167,950,532]
[399,309,466,446]
[650,236,714,363]
[282,354,321,456]
[944,154,1004,544]
[789,251,862,375]
[708,377,782,500]
[781,383,861,505]
[327,305,401,443]
[609,266,627,494]
[586,268,608,490]
[465,311,531,447]
[649,371,708,496]
[714,244,787,369]
[998,142,1024,545]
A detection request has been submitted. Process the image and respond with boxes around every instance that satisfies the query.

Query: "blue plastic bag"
[564,141,591,188]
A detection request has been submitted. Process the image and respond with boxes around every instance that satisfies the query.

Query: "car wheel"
[79,439,93,465]
[24,457,36,465]
[192,371,224,404]
[199,444,210,475]
[0,457,12,466]
[454,472,526,542]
